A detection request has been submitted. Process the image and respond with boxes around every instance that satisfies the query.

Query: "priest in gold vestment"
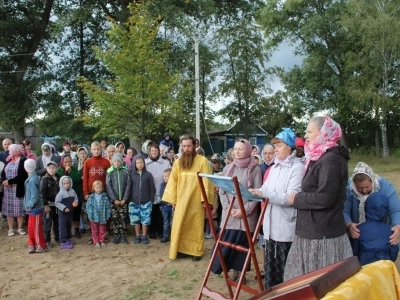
[163,135,215,260]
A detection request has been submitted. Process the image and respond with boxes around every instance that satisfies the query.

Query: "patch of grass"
[348,154,400,174]
[168,268,179,277]
[190,278,198,283]
[182,285,192,291]
[122,283,153,300]
[172,292,182,298]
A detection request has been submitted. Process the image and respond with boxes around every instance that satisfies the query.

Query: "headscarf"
[350,162,380,224]
[252,145,260,155]
[41,142,52,167]
[304,116,342,170]
[6,144,25,161]
[253,154,262,165]
[275,127,296,149]
[226,139,257,188]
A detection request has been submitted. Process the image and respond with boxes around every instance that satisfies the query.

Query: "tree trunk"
[381,121,390,158]
[375,127,380,157]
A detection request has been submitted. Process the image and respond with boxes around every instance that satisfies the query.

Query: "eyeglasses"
[236,139,246,144]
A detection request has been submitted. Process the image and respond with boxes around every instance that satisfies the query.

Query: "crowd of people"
[0,117,399,290]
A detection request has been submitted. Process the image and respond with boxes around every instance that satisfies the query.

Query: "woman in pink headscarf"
[284,116,353,280]
[211,138,262,283]
[1,144,28,236]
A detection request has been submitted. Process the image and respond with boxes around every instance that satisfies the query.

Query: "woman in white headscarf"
[344,162,400,245]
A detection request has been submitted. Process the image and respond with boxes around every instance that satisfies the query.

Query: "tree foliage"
[79,2,182,142]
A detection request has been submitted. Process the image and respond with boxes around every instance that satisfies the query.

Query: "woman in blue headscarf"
[250,128,304,289]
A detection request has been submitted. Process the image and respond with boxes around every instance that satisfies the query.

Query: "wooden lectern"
[248,256,361,300]
[196,173,267,300]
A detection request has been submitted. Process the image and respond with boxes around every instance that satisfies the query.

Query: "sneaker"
[120,237,129,244]
[46,242,53,249]
[66,239,75,245]
[28,246,36,254]
[95,242,100,247]
[160,237,169,243]
[142,236,149,245]
[134,236,141,244]
[61,242,73,249]
[205,233,213,239]
[17,229,27,235]
[36,247,49,253]
[100,242,106,247]
[8,230,15,237]
[113,236,120,244]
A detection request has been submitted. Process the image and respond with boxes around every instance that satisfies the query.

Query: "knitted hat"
[112,153,123,163]
[24,159,36,173]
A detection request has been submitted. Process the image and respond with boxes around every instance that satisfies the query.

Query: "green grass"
[348,153,400,174]
[167,268,179,277]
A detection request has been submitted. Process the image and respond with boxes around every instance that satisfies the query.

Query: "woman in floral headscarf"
[1,144,28,236]
[284,116,352,280]
[211,139,262,283]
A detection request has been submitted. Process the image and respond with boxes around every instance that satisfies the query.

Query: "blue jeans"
[161,210,173,239]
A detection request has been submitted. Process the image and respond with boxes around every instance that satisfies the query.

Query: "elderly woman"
[250,128,304,289]
[344,162,400,245]
[284,116,352,280]
[36,143,60,176]
[260,143,275,177]
[211,139,262,283]
[1,144,28,236]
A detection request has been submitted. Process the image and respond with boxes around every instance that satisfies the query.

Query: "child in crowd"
[83,142,110,199]
[106,145,116,166]
[129,157,155,244]
[352,192,399,265]
[40,161,61,248]
[23,159,47,253]
[55,176,79,249]
[106,153,131,244]
[158,168,172,243]
[87,181,111,247]
[83,141,110,244]
[74,146,89,234]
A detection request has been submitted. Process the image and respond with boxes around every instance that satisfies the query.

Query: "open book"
[198,173,264,202]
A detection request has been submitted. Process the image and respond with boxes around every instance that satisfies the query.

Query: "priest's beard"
[180,150,196,170]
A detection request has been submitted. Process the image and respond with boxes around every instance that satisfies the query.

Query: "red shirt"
[82,155,110,196]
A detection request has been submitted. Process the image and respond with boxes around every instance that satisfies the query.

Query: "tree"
[79,2,182,142]
[215,1,271,139]
[342,0,400,157]
[0,0,54,141]
[36,0,110,142]
[257,0,355,144]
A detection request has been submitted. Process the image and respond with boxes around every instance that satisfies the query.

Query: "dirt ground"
[0,224,265,300]
[0,171,399,300]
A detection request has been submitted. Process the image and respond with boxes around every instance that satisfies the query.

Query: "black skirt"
[211,229,253,274]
